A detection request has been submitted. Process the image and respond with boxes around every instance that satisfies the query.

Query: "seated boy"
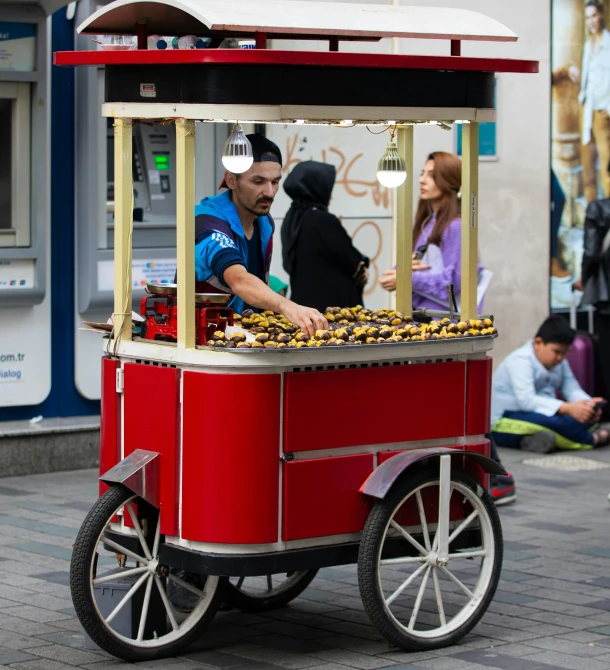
[491,315,609,452]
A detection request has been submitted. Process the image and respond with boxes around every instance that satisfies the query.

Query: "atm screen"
[153,153,170,170]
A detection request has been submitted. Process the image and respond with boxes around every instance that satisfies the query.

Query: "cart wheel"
[70,484,222,662]
[358,462,502,651]
[222,570,318,612]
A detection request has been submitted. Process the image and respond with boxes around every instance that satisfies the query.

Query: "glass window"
[0,98,11,230]
[0,82,30,247]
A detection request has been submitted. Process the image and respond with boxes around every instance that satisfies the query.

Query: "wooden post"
[176,119,196,349]
[113,117,133,343]
[395,126,414,317]
[460,121,479,321]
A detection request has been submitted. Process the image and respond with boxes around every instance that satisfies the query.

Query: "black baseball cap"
[219,133,283,189]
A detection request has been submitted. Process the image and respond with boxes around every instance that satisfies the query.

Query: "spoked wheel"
[358,460,502,651]
[70,485,222,662]
[223,570,318,612]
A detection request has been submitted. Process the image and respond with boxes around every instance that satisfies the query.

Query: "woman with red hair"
[380,151,480,311]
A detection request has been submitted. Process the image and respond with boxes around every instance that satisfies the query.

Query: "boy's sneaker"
[519,431,556,454]
[490,473,517,506]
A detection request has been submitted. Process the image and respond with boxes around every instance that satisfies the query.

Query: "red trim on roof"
[53,48,539,74]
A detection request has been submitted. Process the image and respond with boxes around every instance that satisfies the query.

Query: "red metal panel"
[54,50,539,74]
[99,358,121,496]
[283,454,374,540]
[284,363,465,452]
[123,363,180,536]
[376,446,466,525]
[466,358,493,436]
[181,371,280,544]
[465,441,491,491]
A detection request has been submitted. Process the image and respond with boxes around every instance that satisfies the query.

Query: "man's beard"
[244,198,273,216]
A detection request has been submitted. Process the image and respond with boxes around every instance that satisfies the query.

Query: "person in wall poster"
[578,1,610,203]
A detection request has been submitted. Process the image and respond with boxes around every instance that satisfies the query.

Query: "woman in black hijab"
[281,161,369,313]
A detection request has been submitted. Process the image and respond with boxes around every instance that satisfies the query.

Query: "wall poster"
[551,0,610,309]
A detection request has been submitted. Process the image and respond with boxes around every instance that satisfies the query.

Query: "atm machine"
[73,0,227,400]
[0,0,64,410]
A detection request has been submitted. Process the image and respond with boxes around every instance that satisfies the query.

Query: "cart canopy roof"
[77,0,518,43]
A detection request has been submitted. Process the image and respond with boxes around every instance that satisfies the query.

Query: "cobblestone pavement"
[1,447,610,669]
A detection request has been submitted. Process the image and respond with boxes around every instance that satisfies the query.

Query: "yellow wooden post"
[176,119,196,349]
[395,125,414,317]
[113,117,133,342]
[460,121,479,321]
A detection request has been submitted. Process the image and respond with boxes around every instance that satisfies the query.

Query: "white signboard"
[0,22,36,72]
[98,258,177,292]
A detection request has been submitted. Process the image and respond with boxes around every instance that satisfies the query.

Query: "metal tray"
[208,334,496,353]
[146,283,231,305]
[195,293,232,306]
[146,283,177,295]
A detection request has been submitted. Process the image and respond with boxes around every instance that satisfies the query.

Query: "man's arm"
[223,265,327,337]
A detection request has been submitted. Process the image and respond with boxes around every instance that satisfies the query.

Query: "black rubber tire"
[358,466,503,651]
[70,484,221,662]
[222,569,318,612]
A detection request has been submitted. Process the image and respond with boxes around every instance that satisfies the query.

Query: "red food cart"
[55,1,538,661]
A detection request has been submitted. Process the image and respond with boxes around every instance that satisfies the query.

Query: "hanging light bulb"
[222,124,253,173]
[376,140,407,188]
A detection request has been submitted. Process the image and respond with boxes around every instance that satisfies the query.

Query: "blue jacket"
[194,191,274,314]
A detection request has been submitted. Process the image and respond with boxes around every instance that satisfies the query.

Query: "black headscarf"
[281,161,336,276]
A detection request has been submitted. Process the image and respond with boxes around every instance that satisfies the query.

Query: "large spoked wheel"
[223,570,318,612]
[70,485,222,662]
[358,462,502,651]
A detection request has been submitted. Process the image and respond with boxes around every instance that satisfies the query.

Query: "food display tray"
[209,334,497,353]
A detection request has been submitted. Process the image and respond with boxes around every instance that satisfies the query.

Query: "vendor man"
[194,133,327,336]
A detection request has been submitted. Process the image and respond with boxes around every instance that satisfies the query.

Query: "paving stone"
[0,630,51,651]
[0,647,38,665]
[251,621,335,640]
[499,571,538,583]
[35,572,71,586]
[21,644,105,666]
[182,649,251,666]
[518,651,610,670]
[490,591,539,605]
[7,661,76,669]
[307,649,393,668]
[0,605,73,624]
[221,644,321,669]
[6,542,73,562]
[246,633,332,654]
[451,649,551,668]
[524,522,587,534]
[520,637,610,657]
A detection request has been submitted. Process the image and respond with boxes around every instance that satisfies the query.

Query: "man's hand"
[379,269,396,291]
[573,278,584,292]
[559,400,596,423]
[568,65,580,83]
[282,303,328,338]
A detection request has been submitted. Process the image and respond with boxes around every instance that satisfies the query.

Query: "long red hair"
[412,152,461,247]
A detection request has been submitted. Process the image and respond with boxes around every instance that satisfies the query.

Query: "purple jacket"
[411,214,473,311]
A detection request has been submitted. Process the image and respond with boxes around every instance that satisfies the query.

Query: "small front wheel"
[358,466,502,651]
[223,570,318,612]
[70,485,222,662]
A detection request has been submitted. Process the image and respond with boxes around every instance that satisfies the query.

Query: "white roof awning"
[78,0,518,43]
